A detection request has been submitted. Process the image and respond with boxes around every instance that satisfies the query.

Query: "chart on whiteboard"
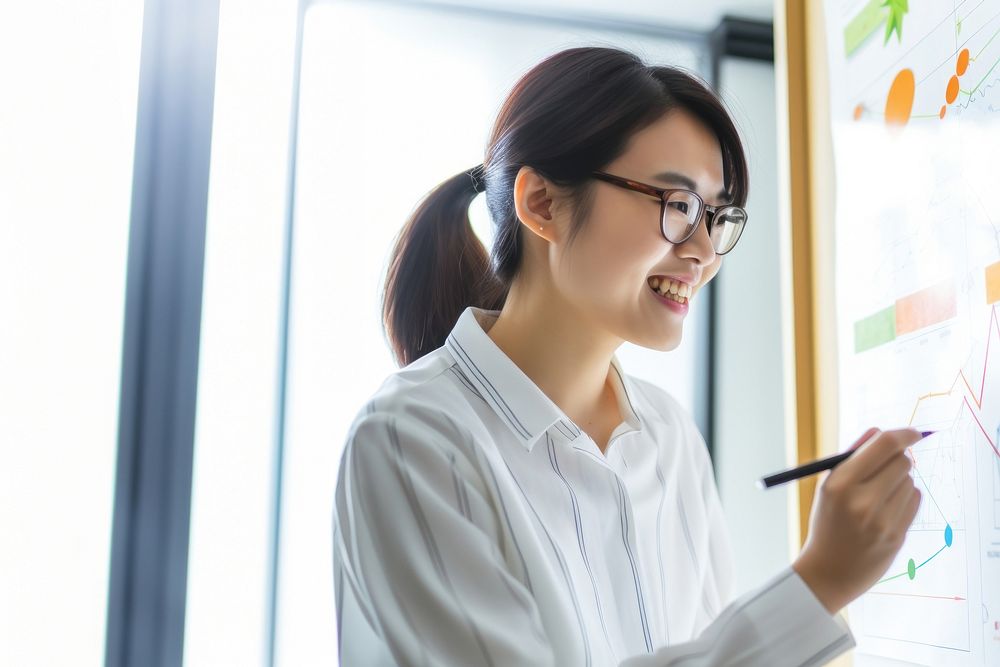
[823,1,1000,665]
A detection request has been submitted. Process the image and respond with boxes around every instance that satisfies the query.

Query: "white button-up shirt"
[333,306,855,666]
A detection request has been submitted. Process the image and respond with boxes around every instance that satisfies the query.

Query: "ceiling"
[422,0,774,32]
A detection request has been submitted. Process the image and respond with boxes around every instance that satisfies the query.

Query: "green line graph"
[877,538,950,584]
[874,452,955,586]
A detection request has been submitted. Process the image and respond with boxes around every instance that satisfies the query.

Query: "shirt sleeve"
[619,565,856,666]
[333,409,558,667]
[334,408,856,667]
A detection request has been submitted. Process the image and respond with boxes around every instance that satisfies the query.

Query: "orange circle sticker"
[885,68,915,126]
[957,48,970,76]
[946,75,960,104]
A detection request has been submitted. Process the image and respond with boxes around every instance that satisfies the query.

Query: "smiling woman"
[333,45,861,666]
[334,47,852,666]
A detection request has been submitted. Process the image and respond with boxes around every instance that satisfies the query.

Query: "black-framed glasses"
[590,170,748,255]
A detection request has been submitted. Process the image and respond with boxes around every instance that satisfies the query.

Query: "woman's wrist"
[792,555,846,615]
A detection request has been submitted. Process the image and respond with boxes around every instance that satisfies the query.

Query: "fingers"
[868,450,914,504]
[837,428,923,483]
[885,478,921,536]
[860,472,917,550]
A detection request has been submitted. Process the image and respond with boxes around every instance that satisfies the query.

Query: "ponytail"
[381,164,507,367]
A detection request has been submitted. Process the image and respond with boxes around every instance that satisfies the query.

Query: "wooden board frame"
[774,0,840,550]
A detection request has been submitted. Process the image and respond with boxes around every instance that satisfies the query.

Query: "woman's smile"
[647,275,693,314]
[650,282,689,315]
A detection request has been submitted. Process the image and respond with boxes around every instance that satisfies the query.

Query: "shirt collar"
[444,306,643,452]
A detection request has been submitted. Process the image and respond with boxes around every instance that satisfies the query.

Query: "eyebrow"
[653,171,733,204]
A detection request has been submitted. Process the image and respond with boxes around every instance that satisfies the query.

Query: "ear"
[512,165,557,242]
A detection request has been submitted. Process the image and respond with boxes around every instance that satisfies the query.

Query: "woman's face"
[553,108,731,351]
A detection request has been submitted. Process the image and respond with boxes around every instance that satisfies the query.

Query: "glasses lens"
[661,191,701,243]
[710,206,747,254]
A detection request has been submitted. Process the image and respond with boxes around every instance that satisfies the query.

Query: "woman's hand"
[792,426,923,614]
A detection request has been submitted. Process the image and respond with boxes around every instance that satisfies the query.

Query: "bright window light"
[0,2,144,664]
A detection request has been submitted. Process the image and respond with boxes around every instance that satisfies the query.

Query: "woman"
[332,46,922,666]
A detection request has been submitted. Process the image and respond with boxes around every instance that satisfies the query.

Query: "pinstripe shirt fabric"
[333,306,855,666]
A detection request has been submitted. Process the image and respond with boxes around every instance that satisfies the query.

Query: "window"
[0,1,144,663]
[183,0,299,664]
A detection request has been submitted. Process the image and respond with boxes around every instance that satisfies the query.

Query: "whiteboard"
[821,1,1000,664]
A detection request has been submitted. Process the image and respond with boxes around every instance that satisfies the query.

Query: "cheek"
[592,195,661,262]
[562,214,659,296]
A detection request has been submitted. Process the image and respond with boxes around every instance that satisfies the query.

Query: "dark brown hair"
[382,46,748,366]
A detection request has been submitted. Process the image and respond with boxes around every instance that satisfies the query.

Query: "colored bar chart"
[854,281,957,353]
[895,281,957,335]
[855,305,897,353]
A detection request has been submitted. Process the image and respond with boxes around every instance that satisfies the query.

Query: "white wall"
[712,55,792,596]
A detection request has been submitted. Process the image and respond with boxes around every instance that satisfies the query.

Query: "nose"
[673,213,716,266]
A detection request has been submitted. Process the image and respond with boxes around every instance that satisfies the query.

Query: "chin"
[634,329,682,352]
[658,337,683,352]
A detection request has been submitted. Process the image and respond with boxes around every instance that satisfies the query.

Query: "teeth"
[648,276,692,303]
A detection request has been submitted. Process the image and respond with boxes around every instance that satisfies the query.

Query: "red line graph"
[906,305,999,460]
[963,395,1000,459]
